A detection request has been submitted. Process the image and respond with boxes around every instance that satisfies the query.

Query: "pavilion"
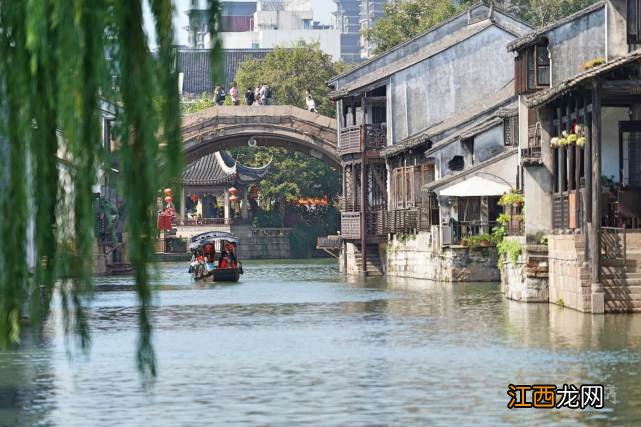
[180,151,270,225]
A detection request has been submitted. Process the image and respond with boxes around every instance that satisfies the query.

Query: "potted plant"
[576,136,586,148]
[550,137,560,148]
[567,133,578,144]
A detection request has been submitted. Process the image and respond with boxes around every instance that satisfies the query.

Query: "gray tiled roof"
[182,151,270,187]
[177,48,273,95]
[525,49,641,107]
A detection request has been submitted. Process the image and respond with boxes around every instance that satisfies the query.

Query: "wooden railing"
[179,218,232,226]
[341,212,361,239]
[338,124,387,156]
[317,236,343,249]
[552,193,570,229]
[521,124,542,165]
[338,125,361,156]
[366,208,432,237]
[602,226,626,264]
[365,124,386,151]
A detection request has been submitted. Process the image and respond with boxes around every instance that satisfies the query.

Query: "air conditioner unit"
[441,225,452,246]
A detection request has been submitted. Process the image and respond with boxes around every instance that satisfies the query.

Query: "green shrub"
[499,191,524,207]
[497,238,522,268]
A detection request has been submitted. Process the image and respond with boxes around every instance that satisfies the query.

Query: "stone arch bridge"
[182,106,339,167]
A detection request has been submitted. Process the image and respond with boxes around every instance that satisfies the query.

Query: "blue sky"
[145,0,337,48]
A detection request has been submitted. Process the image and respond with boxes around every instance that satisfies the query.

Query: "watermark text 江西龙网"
[507,384,615,409]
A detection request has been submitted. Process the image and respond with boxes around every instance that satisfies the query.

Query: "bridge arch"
[182,105,339,167]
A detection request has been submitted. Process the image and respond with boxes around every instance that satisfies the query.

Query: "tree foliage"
[366,0,600,55]
[233,147,340,209]
[235,43,348,117]
[503,0,598,28]
[363,0,460,55]
[0,0,221,380]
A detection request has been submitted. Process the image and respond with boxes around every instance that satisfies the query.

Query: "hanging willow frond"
[0,0,221,379]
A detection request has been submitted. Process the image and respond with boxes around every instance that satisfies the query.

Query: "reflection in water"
[1,259,640,425]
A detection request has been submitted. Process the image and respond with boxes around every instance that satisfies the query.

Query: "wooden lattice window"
[515,40,550,94]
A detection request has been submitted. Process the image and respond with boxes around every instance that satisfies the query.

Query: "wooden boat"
[188,231,243,283]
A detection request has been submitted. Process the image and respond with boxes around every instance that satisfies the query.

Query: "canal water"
[2,260,641,426]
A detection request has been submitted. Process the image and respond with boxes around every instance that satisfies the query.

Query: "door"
[620,121,641,187]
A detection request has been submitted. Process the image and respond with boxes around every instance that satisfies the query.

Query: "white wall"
[221,31,258,49]
[258,29,341,60]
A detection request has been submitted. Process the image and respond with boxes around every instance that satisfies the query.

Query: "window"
[628,0,641,44]
[392,164,435,209]
[515,40,550,94]
[536,44,550,86]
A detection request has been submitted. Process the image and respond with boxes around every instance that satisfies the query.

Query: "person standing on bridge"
[260,83,273,106]
[214,85,223,106]
[254,85,261,105]
[230,82,240,106]
[245,87,255,105]
[306,94,316,113]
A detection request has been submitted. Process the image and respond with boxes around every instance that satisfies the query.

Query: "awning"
[438,176,512,197]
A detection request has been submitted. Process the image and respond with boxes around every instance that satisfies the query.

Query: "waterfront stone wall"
[339,242,361,275]
[547,234,591,312]
[383,232,500,282]
[229,227,292,260]
[501,238,549,303]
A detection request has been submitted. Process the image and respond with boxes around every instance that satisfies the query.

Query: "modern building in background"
[333,0,361,62]
[359,0,390,58]
[184,0,341,60]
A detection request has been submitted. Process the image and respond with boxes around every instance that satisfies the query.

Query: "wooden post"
[360,95,368,276]
[224,189,230,224]
[591,79,604,314]
[180,187,186,226]
[583,91,592,263]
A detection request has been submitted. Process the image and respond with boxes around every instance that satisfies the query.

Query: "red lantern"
[164,196,173,203]
[249,186,258,200]
[228,187,238,195]
[163,188,173,196]
[229,195,238,203]
[190,194,198,203]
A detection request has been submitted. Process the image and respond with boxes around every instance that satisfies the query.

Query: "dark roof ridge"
[329,1,530,84]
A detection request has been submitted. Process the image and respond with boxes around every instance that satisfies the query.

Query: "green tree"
[233,146,340,212]
[363,0,460,55]
[0,0,222,379]
[235,42,348,117]
[231,146,341,256]
[507,0,598,27]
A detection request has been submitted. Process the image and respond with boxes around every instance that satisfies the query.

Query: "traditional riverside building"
[503,0,641,313]
[327,2,532,279]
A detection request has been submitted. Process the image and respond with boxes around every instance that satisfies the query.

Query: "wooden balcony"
[338,124,387,156]
[338,125,361,156]
[341,212,361,239]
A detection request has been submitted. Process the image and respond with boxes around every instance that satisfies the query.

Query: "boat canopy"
[189,231,239,251]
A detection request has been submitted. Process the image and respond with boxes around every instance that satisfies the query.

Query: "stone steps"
[354,245,384,276]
